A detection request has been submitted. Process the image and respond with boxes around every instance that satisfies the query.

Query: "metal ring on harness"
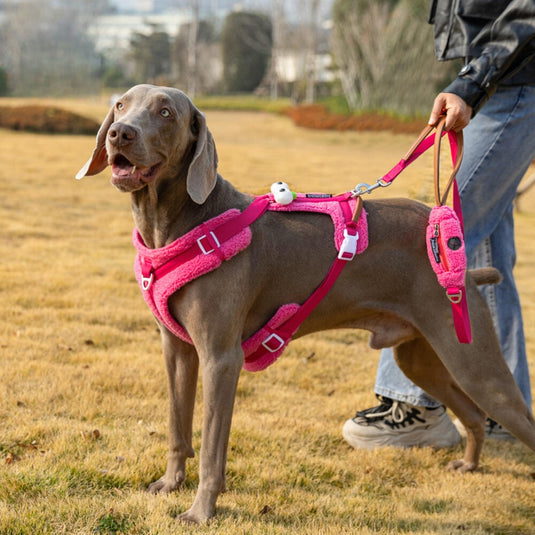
[141,273,154,291]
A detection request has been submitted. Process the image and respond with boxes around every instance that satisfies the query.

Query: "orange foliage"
[284,104,425,134]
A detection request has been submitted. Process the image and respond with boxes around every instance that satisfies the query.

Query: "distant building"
[277,52,334,84]
[88,10,192,60]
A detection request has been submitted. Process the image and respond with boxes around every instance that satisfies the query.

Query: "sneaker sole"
[342,414,461,450]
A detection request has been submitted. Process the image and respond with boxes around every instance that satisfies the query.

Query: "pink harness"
[133,192,368,372]
[133,118,470,372]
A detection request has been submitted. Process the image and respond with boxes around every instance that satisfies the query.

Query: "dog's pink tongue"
[112,162,136,177]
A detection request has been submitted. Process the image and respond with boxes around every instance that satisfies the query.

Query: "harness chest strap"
[135,193,366,371]
[139,195,271,291]
[248,196,363,360]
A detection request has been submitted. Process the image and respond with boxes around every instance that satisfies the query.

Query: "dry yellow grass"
[1,100,535,534]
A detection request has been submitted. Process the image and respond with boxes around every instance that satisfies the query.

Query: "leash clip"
[351,178,391,197]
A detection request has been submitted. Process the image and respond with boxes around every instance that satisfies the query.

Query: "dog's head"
[76,84,218,204]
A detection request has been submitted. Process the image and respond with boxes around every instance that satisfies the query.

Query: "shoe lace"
[355,396,425,428]
[486,418,503,434]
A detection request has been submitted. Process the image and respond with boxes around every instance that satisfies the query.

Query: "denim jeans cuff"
[374,387,442,409]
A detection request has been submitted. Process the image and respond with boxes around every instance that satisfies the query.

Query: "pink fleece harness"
[133,192,368,372]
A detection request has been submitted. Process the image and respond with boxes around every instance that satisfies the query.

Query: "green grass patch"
[193,94,292,114]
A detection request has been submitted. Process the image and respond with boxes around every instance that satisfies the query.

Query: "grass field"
[1,98,535,534]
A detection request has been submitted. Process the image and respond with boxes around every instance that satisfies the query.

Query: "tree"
[0,66,9,96]
[186,0,200,97]
[0,0,110,96]
[172,19,220,95]
[129,26,172,84]
[331,0,456,113]
[301,0,322,103]
[221,11,272,93]
[268,0,285,99]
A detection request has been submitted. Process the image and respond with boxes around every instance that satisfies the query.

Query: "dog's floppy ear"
[186,109,218,204]
[75,106,116,179]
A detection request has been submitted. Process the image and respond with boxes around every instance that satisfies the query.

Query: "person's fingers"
[428,94,446,127]
[428,93,472,132]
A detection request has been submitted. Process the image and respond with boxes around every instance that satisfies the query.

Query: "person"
[343,0,535,450]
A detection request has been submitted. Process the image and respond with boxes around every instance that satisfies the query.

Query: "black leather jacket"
[429,0,535,114]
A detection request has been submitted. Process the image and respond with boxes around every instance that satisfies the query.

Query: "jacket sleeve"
[443,0,535,114]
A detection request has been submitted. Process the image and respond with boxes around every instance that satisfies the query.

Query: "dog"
[76,84,535,523]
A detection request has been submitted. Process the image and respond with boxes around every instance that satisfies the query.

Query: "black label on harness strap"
[305,193,333,198]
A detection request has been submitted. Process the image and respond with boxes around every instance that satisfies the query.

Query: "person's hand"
[428,92,473,131]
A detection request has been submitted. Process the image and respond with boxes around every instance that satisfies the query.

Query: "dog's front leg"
[179,344,243,524]
[148,330,198,494]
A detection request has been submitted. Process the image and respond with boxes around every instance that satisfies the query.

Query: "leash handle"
[433,117,464,207]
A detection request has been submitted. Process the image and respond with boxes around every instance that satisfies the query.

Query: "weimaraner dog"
[77,84,535,524]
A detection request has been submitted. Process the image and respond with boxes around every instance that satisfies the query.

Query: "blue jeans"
[375,84,535,409]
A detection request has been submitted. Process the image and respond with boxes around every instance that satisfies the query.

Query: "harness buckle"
[338,229,359,261]
[197,231,221,255]
[261,333,286,353]
[141,273,154,291]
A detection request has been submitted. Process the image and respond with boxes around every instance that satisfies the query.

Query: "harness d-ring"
[141,273,153,291]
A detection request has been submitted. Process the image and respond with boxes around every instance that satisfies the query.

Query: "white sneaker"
[453,417,516,441]
[343,396,461,450]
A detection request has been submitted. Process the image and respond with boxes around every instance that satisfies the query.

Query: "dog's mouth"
[110,154,161,192]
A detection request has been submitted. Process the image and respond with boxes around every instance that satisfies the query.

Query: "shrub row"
[0,101,425,136]
[284,104,426,135]
[0,105,99,135]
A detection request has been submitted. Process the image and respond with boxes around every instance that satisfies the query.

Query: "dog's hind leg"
[394,336,486,472]
[148,330,199,495]
[418,286,535,455]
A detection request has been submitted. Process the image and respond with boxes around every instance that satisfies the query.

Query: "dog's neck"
[130,174,250,249]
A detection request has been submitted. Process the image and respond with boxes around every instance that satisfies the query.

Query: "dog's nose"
[108,123,137,147]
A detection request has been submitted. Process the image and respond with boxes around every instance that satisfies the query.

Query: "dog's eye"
[160,108,171,118]
[116,102,124,111]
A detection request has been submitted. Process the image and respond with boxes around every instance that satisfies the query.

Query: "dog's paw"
[147,475,183,494]
[447,459,478,473]
[178,509,209,525]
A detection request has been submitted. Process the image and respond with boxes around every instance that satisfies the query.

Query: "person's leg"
[374,84,535,406]
[344,85,535,448]
[457,85,535,408]
[467,214,532,408]
[374,348,440,407]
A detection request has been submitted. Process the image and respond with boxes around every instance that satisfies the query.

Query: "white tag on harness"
[338,229,359,261]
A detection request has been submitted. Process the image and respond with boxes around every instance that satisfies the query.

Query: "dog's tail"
[469,267,502,286]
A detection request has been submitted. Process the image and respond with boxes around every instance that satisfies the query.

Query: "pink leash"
[354,118,471,343]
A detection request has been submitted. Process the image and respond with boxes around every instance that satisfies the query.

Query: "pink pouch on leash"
[361,116,471,343]
[426,120,471,343]
[426,205,466,290]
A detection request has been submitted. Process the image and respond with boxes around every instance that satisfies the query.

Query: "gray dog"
[77,84,535,523]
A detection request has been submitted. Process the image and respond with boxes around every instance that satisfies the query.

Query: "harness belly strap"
[133,193,368,371]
